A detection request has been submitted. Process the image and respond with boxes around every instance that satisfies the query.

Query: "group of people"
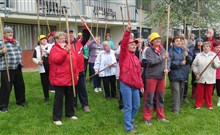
[0,19,220,134]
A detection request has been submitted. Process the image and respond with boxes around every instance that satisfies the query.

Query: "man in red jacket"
[65,18,91,112]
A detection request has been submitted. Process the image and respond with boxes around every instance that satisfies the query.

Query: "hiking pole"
[125,0,130,23]
[64,8,76,97]
[44,2,51,33]
[138,0,143,61]
[120,6,125,31]
[104,18,108,38]
[69,0,99,45]
[0,17,10,82]
[87,62,117,80]
[37,0,42,60]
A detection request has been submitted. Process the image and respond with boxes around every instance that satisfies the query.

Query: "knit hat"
[3,27,13,34]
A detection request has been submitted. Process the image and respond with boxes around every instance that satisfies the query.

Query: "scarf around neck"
[4,36,16,44]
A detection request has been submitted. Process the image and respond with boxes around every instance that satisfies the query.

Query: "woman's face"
[152,38,161,46]
[103,43,110,52]
[128,42,137,52]
[203,44,211,53]
[173,38,181,47]
[56,35,66,44]
[215,45,220,53]
[40,38,48,45]
[197,41,203,47]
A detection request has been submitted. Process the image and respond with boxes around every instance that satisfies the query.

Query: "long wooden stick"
[44,3,51,33]
[184,16,187,39]
[120,6,125,31]
[139,0,143,60]
[87,62,117,79]
[0,18,10,82]
[37,0,42,59]
[159,15,165,35]
[96,14,99,37]
[69,0,98,45]
[165,2,171,71]
[104,18,108,38]
[197,0,201,39]
[126,0,130,22]
[64,9,76,97]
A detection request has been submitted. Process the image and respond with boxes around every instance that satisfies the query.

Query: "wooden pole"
[184,16,187,39]
[37,0,42,59]
[126,0,130,22]
[44,3,51,33]
[197,0,201,39]
[165,1,171,70]
[58,0,61,31]
[104,18,108,38]
[96,14,99,37]
[139,0,143,60]
[120,6,125,31]
[159,15,165,35]
[0,18,10,82]
[69,0,99,44]
[64,9,76,97]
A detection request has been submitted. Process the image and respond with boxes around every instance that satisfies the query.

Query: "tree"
[143,0,220,35]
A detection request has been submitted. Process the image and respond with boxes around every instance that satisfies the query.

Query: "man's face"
[4,32,13,39]
[69,32,75,41]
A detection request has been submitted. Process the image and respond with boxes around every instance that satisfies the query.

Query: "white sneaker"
[53,121,62,126]
[217,100,220,107]
[94,88,99,93]
[98,88,102,92]
[70,116,78,120]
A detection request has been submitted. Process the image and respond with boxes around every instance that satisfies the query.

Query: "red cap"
[47,31,56,38]
[129,39,139,44]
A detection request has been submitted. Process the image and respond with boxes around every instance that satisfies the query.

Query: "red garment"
[216,55,220,79]
[143,79,165,120]
[49,42,79,86]
[195,83,213,108]
[209,36,215,52]
[119,30,144,89]
[152,45,162,54]
[4,36,16,44]
[72,40,84,72]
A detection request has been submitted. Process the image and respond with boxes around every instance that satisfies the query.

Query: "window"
[136,0,150,10]
[132,27,151,39]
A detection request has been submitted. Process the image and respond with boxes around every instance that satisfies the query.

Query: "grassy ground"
[0,72,220,135]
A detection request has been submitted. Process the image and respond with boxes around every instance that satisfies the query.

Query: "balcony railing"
[0,0,137,22]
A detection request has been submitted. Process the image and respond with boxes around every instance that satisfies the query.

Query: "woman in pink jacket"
[49,32,79,126]
[214,41,220,106]
[119,23,144,134]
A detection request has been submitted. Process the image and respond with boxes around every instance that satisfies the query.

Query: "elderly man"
[0,26,26,112]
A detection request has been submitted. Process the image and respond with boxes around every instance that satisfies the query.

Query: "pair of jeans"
[120,82,140,131]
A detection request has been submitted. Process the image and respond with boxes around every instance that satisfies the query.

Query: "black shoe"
[44,98,49,102]
[17,102,28,107]
[0,108,8,113]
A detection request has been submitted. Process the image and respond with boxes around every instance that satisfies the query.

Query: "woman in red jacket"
[49,32,79,126]
[119,23,144,134]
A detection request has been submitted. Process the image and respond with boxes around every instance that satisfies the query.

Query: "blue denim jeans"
[120,82,140,131]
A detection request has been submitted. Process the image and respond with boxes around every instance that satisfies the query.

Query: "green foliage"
[144,0,220,31]
[0,72,219,134]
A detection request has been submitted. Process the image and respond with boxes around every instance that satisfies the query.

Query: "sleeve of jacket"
[50,47,69,65]
[93,52,102,72]
[191,55,199,75]
[119,30,130,63]
[212,54,220,69]
[81,25,90,46]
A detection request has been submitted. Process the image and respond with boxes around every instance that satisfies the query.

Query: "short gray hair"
[54,32,66,39]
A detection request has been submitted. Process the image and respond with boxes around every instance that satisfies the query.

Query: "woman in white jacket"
[94,41,117,99]
[192,42,220,109]
[32,35,53,102]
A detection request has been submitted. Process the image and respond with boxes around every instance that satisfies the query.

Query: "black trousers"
[84,58,88,77]
[40,70,49,100]
[53,86,75,121]
[0,66,25,109]
[216,79,220,97]
[102,75,116,98]
[117,79,124,109]
[74,71,89,108]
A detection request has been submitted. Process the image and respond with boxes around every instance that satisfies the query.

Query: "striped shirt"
[0,40,23,70]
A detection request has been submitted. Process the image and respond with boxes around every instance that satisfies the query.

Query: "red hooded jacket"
[49,42,79,86]
[119,30,144,89]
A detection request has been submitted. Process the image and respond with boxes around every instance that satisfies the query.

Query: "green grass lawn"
[0,72,220,135]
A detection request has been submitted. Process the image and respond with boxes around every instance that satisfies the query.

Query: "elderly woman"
[88,36,103,92]
[192,42,220,109]
[94,41,117,99]
[142,32,170,126]
[32,35,53,102]
[49,32,79,126]
[168,36,192,114]
[119,23,144,134]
